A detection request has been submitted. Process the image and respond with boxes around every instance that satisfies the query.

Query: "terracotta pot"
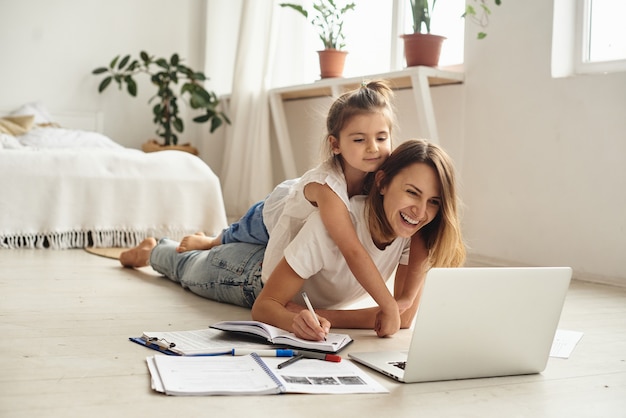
[141,139,198,155]
[317,49,348,78]
[400,33,446,67]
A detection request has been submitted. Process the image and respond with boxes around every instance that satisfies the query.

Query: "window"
[344,0,465,76]
[575,0,626,74]
[273,0,465,86]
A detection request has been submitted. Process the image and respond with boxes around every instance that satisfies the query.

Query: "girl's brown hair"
[323,79,396,160]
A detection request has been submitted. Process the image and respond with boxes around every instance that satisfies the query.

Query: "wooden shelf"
[274,67,463,100]
[269,66,464,179]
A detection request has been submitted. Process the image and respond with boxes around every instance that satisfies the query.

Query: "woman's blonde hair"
[367,139,466,268]
[323,79,396,161]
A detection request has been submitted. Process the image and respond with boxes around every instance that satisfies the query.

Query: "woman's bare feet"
[176,232,220,253]
[119,237,157,268]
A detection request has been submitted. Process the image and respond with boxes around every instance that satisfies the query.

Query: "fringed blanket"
[0,148,228,249]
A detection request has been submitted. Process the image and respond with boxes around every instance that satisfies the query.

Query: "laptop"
[349,267,572,383]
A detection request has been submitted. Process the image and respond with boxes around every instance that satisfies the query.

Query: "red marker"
[295,350,342,362]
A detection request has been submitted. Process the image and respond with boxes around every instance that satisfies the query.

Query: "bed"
[0,102,228,249]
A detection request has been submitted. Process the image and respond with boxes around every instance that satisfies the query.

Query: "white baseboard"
[467,253,625,288]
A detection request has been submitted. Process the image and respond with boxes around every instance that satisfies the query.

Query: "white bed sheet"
[0,146,228,249]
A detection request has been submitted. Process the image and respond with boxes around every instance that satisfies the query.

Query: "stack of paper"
[147,353,389,396]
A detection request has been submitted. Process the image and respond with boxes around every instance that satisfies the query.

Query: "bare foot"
[176,232,220,252]
[119,237,157,268]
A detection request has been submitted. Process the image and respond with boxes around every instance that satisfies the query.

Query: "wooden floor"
[1,249,625,418]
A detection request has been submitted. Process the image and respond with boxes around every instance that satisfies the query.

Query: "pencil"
[302,291,326,341]
[277,354,304,369]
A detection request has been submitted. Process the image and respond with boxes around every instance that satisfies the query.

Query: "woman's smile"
[382,162,441,239]
[400,211,420,226]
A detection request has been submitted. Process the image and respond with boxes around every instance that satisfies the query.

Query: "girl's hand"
[291,309,330,341]
[374,308,401,337]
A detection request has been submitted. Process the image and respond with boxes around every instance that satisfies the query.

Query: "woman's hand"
[291,309,330,341]
[285,301,304,314]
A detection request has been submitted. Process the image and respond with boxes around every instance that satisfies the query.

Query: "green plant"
[92,51,229,146]
[463,0,502,39]
[409,0,502,39]
[280,0,356,50]
[409,0,435,34]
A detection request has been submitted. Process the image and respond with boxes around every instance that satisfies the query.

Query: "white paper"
[142,328,269,355]
[550,329,584,358]
[150,354,282,395]
[146,354,388,395]
[263,357,389,394]
[146,356,165,393]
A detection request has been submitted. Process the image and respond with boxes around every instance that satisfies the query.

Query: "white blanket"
[0,147,228,249]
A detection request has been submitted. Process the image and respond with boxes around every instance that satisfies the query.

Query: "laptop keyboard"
[390,361,406,370]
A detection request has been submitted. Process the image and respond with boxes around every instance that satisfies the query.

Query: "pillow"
[18,126,125,149]
[0,115,36,135]
[0,133,25,149]
[9,101,54,125]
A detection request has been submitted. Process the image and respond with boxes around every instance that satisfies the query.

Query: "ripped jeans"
[149,238,265,308]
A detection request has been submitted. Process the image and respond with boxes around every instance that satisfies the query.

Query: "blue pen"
[231,348,294,357]
[188,351,234,357]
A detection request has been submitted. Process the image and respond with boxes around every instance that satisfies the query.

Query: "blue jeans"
[221,200,269,245]
[149,238,265,308]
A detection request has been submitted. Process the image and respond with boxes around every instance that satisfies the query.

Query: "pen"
[231,348,294,357]
[277,354,304,369]
[302,291,326,341]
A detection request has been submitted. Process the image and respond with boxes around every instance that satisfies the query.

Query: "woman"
[120,139,465,340]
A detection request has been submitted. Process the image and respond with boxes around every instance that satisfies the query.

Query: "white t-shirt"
[282,196,410,309]
[262,158,349,281]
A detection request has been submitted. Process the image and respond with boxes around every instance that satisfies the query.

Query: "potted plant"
[280,0,356,78]
[402,0,502,67]
[92,51,229,154]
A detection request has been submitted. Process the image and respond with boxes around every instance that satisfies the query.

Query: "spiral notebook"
[146,353,387,396]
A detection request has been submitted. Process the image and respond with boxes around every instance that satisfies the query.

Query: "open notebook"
[211,320,352,353]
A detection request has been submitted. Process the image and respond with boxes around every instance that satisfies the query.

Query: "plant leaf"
[98,77,112,92]
[125,76,137,96]
[192,72,207,81]
[118,54,130,70]
[279,3,308,18]
[193,114,210,123]
[210,117,223,133]
[155,58,168,69]
[128,60,139,71]
[173,117,184,133]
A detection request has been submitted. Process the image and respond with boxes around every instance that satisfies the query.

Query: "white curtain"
[217,0,278,218]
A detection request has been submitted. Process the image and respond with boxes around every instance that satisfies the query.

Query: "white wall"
[272,0,626,287]
[0,0,210,151]
[1,0,624,286]
[460,0,626,286]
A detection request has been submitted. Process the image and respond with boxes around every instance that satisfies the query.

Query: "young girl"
[166,80,408,336]
[119,139,466,340]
